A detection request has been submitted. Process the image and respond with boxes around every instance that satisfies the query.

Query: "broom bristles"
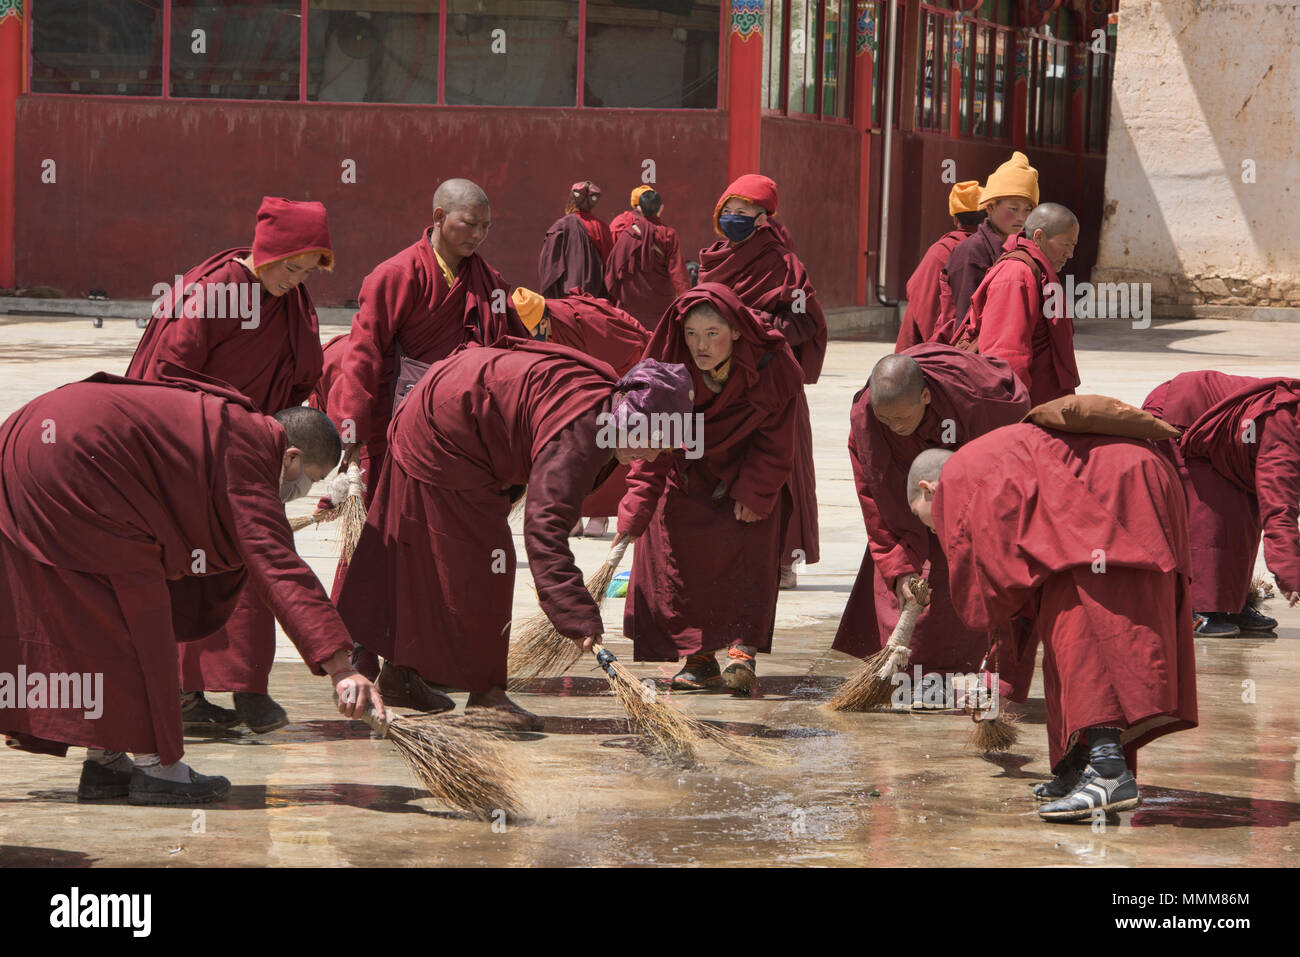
[1247,575,1275,610]
[825,644,909,711]
[339,465,367,562]
[378,713,525,821]
[969,709,1021,753]
[290,506,340,532]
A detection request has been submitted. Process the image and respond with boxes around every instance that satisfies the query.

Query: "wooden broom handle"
[359,704,391,738]
[607,536,631,568]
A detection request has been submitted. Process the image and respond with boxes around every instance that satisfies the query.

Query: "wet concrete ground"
[1,314,1297,866]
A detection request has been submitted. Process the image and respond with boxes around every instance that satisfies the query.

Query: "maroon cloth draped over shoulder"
[336,341,620,691]
[897,228,973,351]
[833,346,1032,682]
[127,247,323,412]
[1175,375,1300,598]
[944,220,1005,325]
[960,236,1079,406]
[575,209,614,262]
[0,376,351,763]
[699,222,826,567]
[618,284,803,661]
[545,291,650,377]
[603,213,691,330]
[932,424,1197,770]
[539,214,607,299]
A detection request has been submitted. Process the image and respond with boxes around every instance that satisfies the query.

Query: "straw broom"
[290,506,340,532]
[359,706,525,821]
[826,577,931,711]
[969,631,1021,752]
[507,536,632,690]
[338,463,367,562]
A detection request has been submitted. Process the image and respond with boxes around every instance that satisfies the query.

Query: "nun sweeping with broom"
[333,337,698,732]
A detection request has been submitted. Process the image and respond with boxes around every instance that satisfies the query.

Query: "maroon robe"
[960,236,1079,406]
[603,212,691,330]
[575,208,614,262]
[1149,373,1300,608]
[336,341,620,691]
[618,284,803,661]
[609,209,638,245]
[0,375,350,763]
[933,424,1197,772]
[699,222,827,568]
[545,291,652,519]
[833,346,1033,690]
[328,228,527,509]
[126,247,327,695]
[539,214,607,299]
[309,333,348,413]
[896,227,973,351]
[943,220,1006,326]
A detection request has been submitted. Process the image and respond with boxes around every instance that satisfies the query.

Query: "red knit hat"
[712,174,779,236]
[251,197,334,273]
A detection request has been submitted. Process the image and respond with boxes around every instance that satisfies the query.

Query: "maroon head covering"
[251,196,334,272]
[612,359,694,440]
[568,180,601,213]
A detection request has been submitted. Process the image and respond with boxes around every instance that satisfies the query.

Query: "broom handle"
[606,536,631,569]
[359,705,391,738]
[885,579,930,652]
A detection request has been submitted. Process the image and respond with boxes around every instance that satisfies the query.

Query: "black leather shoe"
[128,767,230,806]
[1224,604,1278,634]
[376,661,455,713]
[233,692,289,734]
[181,692,241,733]
[77,760,133,801]
[1193,613,1240,638]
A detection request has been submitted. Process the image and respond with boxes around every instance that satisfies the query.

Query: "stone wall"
[1094,1,1300,307]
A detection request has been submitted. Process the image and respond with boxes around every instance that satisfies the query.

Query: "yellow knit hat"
[630,185,654,208]
[980,152,1039,206]
[948,180,982,216]
[511,287,546,332]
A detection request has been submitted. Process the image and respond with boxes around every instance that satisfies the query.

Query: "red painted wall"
[13,98,728,307]
[883,132,1107,297]
[759,115,861,307]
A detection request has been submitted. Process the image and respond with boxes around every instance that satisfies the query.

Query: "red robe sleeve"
[664,227,691,295]
[973,265,1038,395]
[216,428,353,672]
[617,450,674,538]
[523,413,611,638]
[1257,408,1300,595]
[848,429,921,584]
[730,395,798,518]
[328,263,415,444]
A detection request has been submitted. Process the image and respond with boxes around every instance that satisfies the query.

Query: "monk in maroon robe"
[912,424,1197,821]
[568,180,614,261]
[699,174,827,589]
[603,189,691,330]
[955,203,1081,406]
[1143,372,1300,635]
[619,283,803,692]
[512,286,652,534]
[328,179,526,503]
[609,185,653,245]
[895,181,983,351]
[337,342,694,730]
[126,196,333,734]
[0,375,381,804]
[833,347,1033,700]
[942,151,1039,329]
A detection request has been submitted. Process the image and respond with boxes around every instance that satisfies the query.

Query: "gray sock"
[133,753,193,783]
[86,748,133,772]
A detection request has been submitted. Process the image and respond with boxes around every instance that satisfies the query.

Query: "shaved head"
[907,448,953,503]
[1023,202,1077,239]
[432,178,489,215]
[274,406,342,471]
[870,354,927,407]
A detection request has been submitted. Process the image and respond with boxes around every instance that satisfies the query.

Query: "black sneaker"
[128,766,230,806]
[233,692,290,734]
[76,760,133,801]
[181,692,241,733]
[1224,604,1278,634]
[1038,765,1141,822]
[1193,613,1240,638]
[1033,748,1088,801]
